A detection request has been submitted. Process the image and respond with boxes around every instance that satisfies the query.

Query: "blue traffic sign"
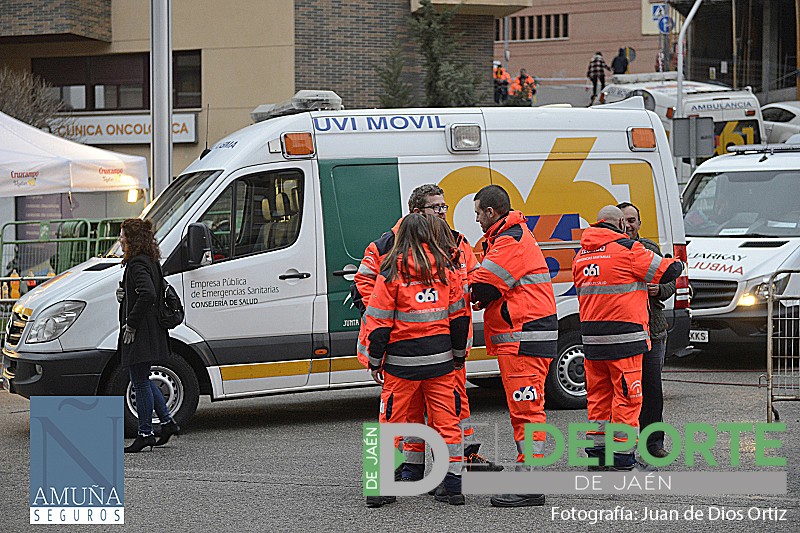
[658,16,674,34]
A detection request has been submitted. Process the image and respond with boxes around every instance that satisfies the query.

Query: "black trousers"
[590,75,605,97]
[639,337,667,452]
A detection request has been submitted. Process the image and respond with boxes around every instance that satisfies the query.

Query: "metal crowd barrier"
[0,218,124,277]
[767,270,800,422]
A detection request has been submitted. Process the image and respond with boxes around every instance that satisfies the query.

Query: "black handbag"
[155,262,184,330]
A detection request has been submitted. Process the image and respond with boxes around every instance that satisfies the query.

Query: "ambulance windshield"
[683,170,800,237]
[106,170,222,256]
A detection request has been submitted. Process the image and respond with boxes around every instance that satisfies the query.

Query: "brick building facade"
[0,0,112,42]
[493,1,678,82]
[295,0,497,108]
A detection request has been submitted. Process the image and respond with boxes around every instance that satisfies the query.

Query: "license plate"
[690,329,709,343]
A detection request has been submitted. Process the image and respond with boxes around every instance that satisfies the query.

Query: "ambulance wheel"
[101,352,200,438]
[545,331,587,409]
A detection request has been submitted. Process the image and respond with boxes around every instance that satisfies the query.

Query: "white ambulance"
[597,72,765,186]
[2,92,689,436]
[683,144,800,350]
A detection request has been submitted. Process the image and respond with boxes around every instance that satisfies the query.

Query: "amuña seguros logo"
[30,397,124,524]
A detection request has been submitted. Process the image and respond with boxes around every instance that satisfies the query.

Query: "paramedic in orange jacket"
[494,65,511,103]
[508,68,536,101]
[364,213,470,507]
[470,185,557,508]
[571,206,683,471]
[352,184,500,475]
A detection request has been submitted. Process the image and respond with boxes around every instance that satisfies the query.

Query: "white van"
[2,92,690,435]
[597,72,765,186]
[683,144,800,350]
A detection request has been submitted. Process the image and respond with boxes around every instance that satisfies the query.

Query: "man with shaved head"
[572,206,683,471]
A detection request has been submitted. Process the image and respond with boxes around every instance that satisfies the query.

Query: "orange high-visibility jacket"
[364,245,470,380]
[470,210,558,358]
[454,232,479,349]
[494,68,511,84]
[352,218,403,316]
[572,222,683,360]
[353,220,477,366]
[509,75,536,97]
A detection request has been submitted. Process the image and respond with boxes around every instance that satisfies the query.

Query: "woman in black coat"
[118,218,180,453]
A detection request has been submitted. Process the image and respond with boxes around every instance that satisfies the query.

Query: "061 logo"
[582,264,600,277]
[513,386,538,402]
[415,288,439,303]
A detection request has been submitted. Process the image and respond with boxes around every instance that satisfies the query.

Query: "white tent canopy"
[0,111,148,197]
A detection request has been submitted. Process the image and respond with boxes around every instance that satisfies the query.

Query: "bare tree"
[0,67,72,133]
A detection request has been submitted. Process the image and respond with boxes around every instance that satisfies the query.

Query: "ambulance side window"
[197,186,233,261]
[196,169,304,261]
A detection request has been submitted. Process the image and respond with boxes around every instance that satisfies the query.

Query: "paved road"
[1,349,797,532]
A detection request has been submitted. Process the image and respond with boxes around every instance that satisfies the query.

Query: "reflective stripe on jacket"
[572,223,683,360]
[364,244,470,380]
[470,210,558,358]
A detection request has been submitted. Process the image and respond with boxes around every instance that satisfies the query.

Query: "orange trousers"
[380,371,463,472]
[584,354,644,448]
[402,367,474,463]
[497,351,550,463]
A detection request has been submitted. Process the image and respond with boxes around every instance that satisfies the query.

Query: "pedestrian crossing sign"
[651,3,666,21]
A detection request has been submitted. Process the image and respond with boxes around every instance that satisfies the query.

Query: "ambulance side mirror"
[186,223,213,269]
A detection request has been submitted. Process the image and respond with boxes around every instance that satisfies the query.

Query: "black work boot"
[365,496,397,508]
[464,443,504,472]
[490,493,546,508]
[433,473,465,506]
[428,481,444,496]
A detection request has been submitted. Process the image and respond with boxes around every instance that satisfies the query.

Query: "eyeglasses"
[423,204,449,213]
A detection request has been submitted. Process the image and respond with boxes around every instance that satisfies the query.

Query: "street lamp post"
[150,0,173,201]
[676,0,704,120]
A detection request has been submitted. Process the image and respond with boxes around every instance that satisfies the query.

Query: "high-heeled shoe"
[124,434,156,453]
[154,420,181,446]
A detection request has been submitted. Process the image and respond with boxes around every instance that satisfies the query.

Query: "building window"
[32,51,201,112]
[174,52,201,108]
[495,13,570,42]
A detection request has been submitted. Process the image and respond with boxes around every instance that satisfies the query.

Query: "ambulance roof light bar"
[609,72,678,84]
[727,144,800,155]
[250,90,343,123]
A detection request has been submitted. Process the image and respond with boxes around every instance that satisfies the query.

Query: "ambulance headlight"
[737,275,790,307]
[27,301,85,344]
[450,124,481,151]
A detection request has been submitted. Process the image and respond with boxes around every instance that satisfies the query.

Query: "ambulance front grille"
[689,280,739,310]
[5,311,28,347]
